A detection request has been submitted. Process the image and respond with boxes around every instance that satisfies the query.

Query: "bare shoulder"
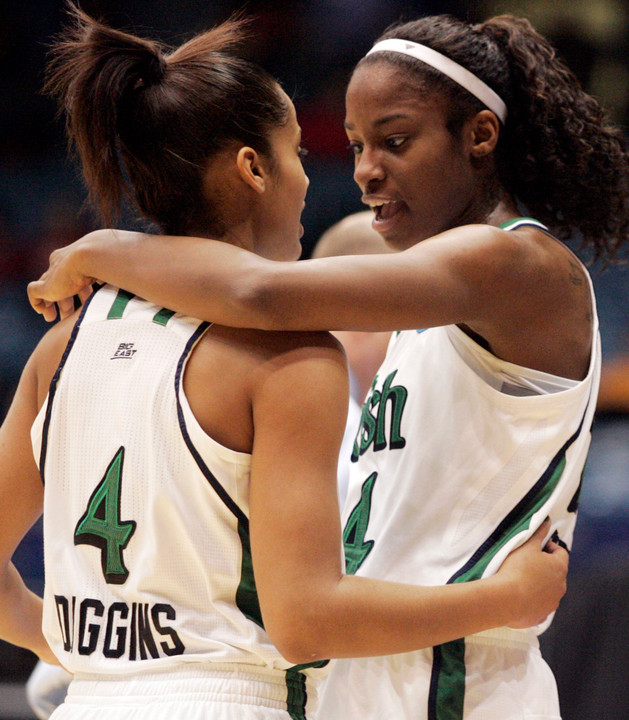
[203,325,346,364]
[216,326,349,393]
[418,223,594,379]
[416,221,590,306]
[184,325,348,453]
[491,223,591,306]
[28,310,82,408]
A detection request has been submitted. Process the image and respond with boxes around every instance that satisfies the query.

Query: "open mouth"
[369,200,407,224]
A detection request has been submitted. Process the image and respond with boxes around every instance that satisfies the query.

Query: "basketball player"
[22,211,388,720]
[1,8,569,720]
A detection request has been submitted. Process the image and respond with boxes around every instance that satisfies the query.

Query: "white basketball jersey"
[332,219,601,718]
[31,285,325,703]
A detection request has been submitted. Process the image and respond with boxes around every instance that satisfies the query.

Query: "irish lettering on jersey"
[344,369,409,573]
[351,369,408,462]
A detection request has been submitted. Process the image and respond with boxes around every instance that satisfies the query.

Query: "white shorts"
[319,629,561,720]
[49,664,319,720]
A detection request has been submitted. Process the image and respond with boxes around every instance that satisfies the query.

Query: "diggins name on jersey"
[54,594,185,660]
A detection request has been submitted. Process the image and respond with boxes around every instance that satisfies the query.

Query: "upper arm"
[250,225,522,332]
[0,315,76,566]
[0,355,45,565]
[247,334,350,652]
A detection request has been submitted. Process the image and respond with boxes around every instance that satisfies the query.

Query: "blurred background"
[0,1,628,718]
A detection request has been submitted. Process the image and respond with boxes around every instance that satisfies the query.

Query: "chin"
[378,229,417,252]
[275,243,302,262]
[389,221,440,250]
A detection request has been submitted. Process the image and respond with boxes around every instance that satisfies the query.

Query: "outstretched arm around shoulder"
[27,224,531,333]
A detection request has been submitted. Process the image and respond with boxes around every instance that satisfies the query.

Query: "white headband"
[366,38,508,123]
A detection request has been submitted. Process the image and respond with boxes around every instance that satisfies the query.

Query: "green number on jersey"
[343,472,377,575]
[74,447,137,585]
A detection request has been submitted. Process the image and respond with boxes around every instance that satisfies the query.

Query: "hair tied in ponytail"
[135,51,167,90]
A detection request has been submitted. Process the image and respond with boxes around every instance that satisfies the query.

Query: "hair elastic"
[366,38,508,123]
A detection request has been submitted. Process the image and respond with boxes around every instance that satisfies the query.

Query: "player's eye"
[386,136,407,149]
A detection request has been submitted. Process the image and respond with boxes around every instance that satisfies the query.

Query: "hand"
[499,520,569,629]
[27,238,98,322]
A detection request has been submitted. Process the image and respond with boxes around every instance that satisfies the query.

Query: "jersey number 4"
[74,447,137,585]
[343,472,377,574]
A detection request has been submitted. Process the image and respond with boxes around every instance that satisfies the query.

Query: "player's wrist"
[477,573,522,628]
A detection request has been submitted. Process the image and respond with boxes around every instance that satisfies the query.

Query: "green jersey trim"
[106,288,176,326]
[499,217,548,232]
[152,308,176,326]
[107,289,134,319]
[428,412,588,720]
[285,668,308,720]
[235,519,264,628]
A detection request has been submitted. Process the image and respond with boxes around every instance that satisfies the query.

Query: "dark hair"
[45,4,290,235]
[357,14,629,260]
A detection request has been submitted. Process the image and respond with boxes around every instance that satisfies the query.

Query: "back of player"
[32,285,323,719]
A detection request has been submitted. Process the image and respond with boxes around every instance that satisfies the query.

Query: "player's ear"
[237,146,267,193]
[470,109,500,159]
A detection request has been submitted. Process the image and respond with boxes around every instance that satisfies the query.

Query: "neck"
[458,176,519,229]
[484,194,520,228]
[185,219,257,254]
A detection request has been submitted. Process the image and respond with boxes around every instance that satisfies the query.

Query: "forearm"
[332,573,513,656]
[76,230,276,328]
[75,230,431,331]
[0,563,54,662]
[31,225,522,332]
[266,572,518,664]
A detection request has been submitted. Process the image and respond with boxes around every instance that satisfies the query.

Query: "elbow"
[267,626,330,666]
[263,603,334,665]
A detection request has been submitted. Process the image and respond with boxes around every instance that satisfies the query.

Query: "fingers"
[57,297,76,320]
[26,284,60,324]
[43,303,59,323]
[78,285,94,305]
[543,539,559,553]
[545,543,570,573]
[532,518,551,542]
[521,519,551,551]
[34,299,59,323]
[27,281,47,315]
[28,279,95,323]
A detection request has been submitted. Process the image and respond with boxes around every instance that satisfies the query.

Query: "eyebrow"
[344,113,412,130]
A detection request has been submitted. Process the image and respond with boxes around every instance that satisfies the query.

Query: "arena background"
[1,1,628,718]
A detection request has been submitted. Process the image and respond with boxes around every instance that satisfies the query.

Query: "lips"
[373,200,405,221]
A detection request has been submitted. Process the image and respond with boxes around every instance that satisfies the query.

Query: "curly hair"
[358,15,629,261]
[45,4,289,236]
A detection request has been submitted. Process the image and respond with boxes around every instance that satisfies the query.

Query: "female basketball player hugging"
[6,8,586,720]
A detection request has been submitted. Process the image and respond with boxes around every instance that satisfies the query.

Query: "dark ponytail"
[361,14,629,260]
[45,4,289,235]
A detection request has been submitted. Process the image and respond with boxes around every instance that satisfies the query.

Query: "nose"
[353,147,385,191]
